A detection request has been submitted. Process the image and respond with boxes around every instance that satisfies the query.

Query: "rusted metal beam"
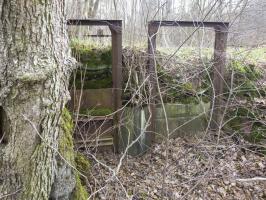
[149,20,229,29]
[147,23,159,144]
[67,19,122,26]
[211,26,228,130]
[85,34,112,37]
[67,19,122,31]
[109,22,122,153]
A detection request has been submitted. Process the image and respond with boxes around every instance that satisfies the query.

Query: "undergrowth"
[69,39,266,146]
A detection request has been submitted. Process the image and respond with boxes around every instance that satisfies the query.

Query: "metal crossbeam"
[149,20,229,28]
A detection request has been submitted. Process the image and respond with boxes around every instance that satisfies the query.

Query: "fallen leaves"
[86,136,266,199]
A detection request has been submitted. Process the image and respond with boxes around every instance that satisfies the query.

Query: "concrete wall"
[120,102,210,155]
[155,103,209,139]
[69,88,113,112]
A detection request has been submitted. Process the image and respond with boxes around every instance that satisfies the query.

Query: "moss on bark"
[59,108,75,164]
[59,108,89,200]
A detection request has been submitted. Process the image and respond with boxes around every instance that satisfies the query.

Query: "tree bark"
[0,0,74,199]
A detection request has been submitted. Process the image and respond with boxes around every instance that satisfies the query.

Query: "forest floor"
[75,46,266,199]
[85,134,266,200]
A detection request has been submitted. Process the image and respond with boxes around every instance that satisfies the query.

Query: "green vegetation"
[157,63,210,104]
[70,39,112,89]
[156,48,266,144]
[69,40,266,145]
[72,173,89,200]
[158,46,266,64]
[158,46,214,60]
[75,152,90,185]
[228,47,266,64]
[225,60,264,99]
[223,60,266,144]
[71,39,112,68]
[226,107,266,143]
[60,108,89,200]
[75,152,90,175]
[79,107,113,116]
[59,108,75,163]
[72,72,112,89]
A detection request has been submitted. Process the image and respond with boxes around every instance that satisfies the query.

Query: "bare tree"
[85,0,101,18]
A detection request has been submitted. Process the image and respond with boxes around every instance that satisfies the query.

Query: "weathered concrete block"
[120,103,210,156]
[69,88,113,111]
[155,103,209,138]
[119,107,150,156]
[156,102,209,118]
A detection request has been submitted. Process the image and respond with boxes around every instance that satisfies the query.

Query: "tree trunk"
[0,0,74,199]
[85,0,101,18]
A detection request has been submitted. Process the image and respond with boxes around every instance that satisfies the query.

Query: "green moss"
[70,65,112,89]
[70,39,112,68]
[160,80,207,104]
[75,152,90,186]
[72,76,112,89]
[224,60,265,144]
[69,40,113,89]
[226,107,266,143]
[59,108,90,200]
[227,107,255,131]
[248,123,266,143]
[231,60,262,81]
[100,49,112,65]
[75,152,90,173]
[59,108,75,163]
[79,107,113,116]
[71,173,89,200]
[224,61,263,99]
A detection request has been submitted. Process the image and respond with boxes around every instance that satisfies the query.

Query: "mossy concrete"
[120,103,210,155]
[70,41,112,90]
[70,40,112,68]
[69,88,113,112]
[156,102,209,118]
[119,107,151,156]
[155,103,209,138]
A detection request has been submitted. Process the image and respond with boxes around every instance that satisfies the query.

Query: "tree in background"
[66,0,101,18]
[66,0,266,47]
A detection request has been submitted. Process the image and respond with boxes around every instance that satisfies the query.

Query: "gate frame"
[147,20,229,140]
[67,19,122,152]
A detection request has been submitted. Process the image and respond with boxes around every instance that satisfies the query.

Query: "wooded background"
[66,0,266,47]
